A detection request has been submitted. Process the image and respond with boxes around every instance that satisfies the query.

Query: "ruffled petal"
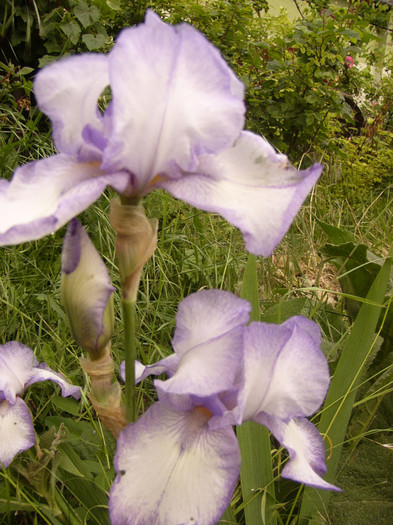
[0,342,37,403]
[160,131,322,256]
[61,219,114,357]
[109,401,240,525]
[172,289,251,357]
[257,414,340,491]
[34,54,109,160]
[26,363,81,399]
[240,317,329,422]
[103,10,245,193]
[0,398,35,468]
[0,155,130,245]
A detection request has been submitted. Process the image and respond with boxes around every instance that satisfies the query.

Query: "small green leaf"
[61,21,81,45]
[82,33,106,51]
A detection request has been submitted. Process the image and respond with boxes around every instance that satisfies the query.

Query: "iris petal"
[257,414,340,491]
[26,363,81,399]
[160,131,322,256]
[103,10,245,193]
[0,155,130,245]
[109,401,240,525]
[0,343,37,403]
[240,317,329,422]
[0,398,36,468]
[34,54,110,160]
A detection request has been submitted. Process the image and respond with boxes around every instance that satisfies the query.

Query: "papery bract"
[0,342,80,467]
[0,11,322,256]
[111,290,339,525]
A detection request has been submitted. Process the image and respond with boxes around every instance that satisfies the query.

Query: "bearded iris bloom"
[0,11,322,256]
[110,290,339,525]
[0,342,81,467]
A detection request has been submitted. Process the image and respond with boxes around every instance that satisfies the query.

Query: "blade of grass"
[298,251,393,524]
[238,254,276,525]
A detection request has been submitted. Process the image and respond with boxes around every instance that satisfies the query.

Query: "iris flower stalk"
[0,342,81,468]
[111,290,340,525]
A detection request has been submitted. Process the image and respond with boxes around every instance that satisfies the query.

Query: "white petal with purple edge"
[0,398,35,468]
[258,414,340,491]
[0,342,37,403]
[172,289,251,357]
[240,318,330,422]
[109,401,240,525]
[160,131,323,256]
[103,10,245,193]
[26,364,81,399]
[156,325,244,402]
[34,54,109,160]
[0,155,130,245]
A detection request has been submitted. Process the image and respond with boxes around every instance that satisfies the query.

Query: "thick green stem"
[122,298,137,422]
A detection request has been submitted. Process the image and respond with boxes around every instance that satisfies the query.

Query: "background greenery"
[1,1,392,524]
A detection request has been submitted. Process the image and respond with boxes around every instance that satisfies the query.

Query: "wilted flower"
[111,290,339,525]
[0,11,322,256]
[0,342,80,468]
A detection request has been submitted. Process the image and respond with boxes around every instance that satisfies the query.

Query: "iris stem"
[122,298,137,422]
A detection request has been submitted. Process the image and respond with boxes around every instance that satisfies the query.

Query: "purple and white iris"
[0,11,322,256]
[110,290,339,525]
[0,342,81,468]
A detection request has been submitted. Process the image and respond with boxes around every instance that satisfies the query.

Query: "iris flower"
[0,11,322,256]
[0,342,81,468]
[110,290,339,525]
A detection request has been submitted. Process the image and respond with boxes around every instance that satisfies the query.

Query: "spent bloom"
[0,342,81,467]
[0,11,322,256]
[110,290,339,525]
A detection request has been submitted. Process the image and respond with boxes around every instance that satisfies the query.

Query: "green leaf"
[261,297,308,324]
[82,33,106,51]
[238,254,276,525]
[298,253,393,524]
[61,21,81,45]
[74,1,100,28]
[316,219,354,244]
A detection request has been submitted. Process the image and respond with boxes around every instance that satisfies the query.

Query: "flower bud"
[61,219,115,359]
[109,198,158,303]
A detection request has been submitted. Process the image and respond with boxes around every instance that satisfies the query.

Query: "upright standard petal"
[103,10,245,193]
[0,155,130,246]
[172,289,251,357]
[0,398,36,468]
[109,401,240,525]
[160,131,322,256]
[34,54,110,161]
[240,317,329,422]
[0,342,37,403]
[61,219,114,358]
